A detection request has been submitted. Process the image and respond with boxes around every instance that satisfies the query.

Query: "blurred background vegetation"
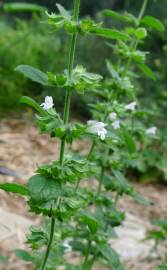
[0,0,167,182]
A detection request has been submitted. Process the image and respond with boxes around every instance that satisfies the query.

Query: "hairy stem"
[40,1,80,269]
[40,218,55,270]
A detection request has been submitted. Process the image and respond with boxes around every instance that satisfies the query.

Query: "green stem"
[87,141,96,160]
[40,218,56,270]
[138,0,149,22]
[82,239,92,269]
[40,1,80,269]
[60,90,72,166]
[114,192,120,207]
[97,147,109,197]
[123,0,149,76]
[97,166,105,196]
[60,0,80,166]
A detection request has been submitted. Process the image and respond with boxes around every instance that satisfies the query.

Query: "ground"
[0,119,167,270]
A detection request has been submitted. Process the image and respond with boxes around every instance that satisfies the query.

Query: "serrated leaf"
[15,65,48,85]
[141,16,165,32]
[3,3,44,13]
[15,249,34,262]
[28,174,61,202]
[97,243,125,270]
[137,63,156,80]
[123,130,136,154]
[90,27,129,41]
[20,96,47,116]
[0,183,29,196]
[80,211,99,234]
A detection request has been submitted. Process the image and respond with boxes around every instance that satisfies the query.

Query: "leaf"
[15,65,48,85]
[15,249,34,262]
[106,60,119,80]
[135,27,147,39]
[90,27,129,41]
[112,170,127,190]
[71,240,87,253]
[28,174,61,202]
[3,3,44,13]
[131,191,150,206]
[56,4,70,19]
[0,183,29,196]
[97,243,125,270]
[141,16,165,32]
[123,130,136,154]
[80,210,99,234]
[137,63,156,80]
[20,96,47,116]
[152,219,167,230]
[102,9,135,23]
[0,254,9,264]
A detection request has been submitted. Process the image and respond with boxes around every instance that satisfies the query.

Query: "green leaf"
[20,96,47,116]
[0,183,29,196]
[141,16,165,32]
[135,27,147,39]
[102,9,135,23]
[90,27,129,41]
[152,219,167,230]
[80,211,99,234]
[28,174,61,202]
[0,254,9,264]
[137,63,156,80]
[157,261,167,270]
[123,130,136,154]
[97,243,125,270]
[112,170,127,190]
[106,60,119,80]
[131,191,150,206]
[3,3,44,13]
[15,65,48,85]
[15,249,34,262]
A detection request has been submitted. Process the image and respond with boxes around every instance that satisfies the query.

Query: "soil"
[0,119,167,270]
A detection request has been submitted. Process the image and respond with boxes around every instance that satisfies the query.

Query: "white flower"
[109,112,117,121]
[41,96,54,110]
[87,120,107,140]
[112,120,120,130]
[63,241,72,253]
[125,101,137,111]
[146,126,157,136]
